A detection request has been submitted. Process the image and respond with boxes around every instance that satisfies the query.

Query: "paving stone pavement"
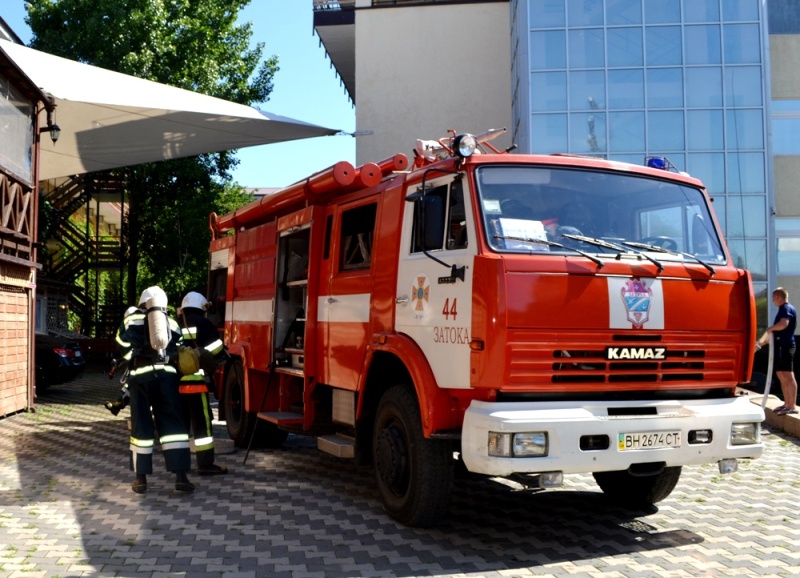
[0,364,799,578]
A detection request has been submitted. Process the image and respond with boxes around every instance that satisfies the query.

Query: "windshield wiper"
[494,235,604,268]
[622,241,715,276]
[561,233,664,272]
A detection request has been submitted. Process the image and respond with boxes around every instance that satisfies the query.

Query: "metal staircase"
[39,172,127,338]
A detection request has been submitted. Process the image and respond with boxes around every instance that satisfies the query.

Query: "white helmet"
[181,291,209,311]
[139,286,167,308]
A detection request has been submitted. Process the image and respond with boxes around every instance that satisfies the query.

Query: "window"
[410,180,468,253]
[339,203,377,271]
[475,165,724,261]
[0,73,34,184]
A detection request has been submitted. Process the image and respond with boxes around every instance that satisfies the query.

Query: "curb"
[740,388,800,439]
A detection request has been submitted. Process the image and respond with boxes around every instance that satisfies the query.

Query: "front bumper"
[461,395,764,477]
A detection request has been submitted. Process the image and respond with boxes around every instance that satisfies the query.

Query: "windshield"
[475,164,725,264]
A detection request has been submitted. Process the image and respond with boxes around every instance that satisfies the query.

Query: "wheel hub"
[376,423,409,493]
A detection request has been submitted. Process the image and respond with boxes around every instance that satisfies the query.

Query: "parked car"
[746,340,800,404]
[35,333,86,393]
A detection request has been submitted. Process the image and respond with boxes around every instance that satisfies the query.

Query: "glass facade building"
[512,0,770,325]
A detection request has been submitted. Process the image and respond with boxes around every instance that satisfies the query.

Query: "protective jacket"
[178,307,225,469]
[115,307,190,475]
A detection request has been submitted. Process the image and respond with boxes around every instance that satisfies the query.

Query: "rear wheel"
[593,466,682,505]
[223,361,288,449]
[223,360,257,448]
[373,385,453,527]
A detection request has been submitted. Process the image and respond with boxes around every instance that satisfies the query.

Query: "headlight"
[488,432,548,457]
[452,133,477,158]
[730,422,760,445]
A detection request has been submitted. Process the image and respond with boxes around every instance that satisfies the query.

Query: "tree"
[26,0,275,304]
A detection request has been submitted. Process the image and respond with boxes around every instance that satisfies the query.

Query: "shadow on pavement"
[1,367,706,577]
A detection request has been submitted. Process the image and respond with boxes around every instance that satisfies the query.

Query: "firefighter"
[177,291,228,475]
[115,286,194,494]
[104,306,139,416]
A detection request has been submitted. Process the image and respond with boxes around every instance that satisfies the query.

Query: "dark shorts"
[774,344,796,373]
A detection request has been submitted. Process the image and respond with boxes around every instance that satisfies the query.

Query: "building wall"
[354,3,512,164]
[0,283,31,416]
[512,0,772,327]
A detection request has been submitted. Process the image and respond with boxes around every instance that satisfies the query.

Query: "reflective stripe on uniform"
[193,436,214,451]
[129,364,178,377]
[161,433,191,452]
[130,437,154,454]
[206,338,224,356]
[116,313,144,346]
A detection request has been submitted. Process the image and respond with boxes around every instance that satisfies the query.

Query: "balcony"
[313,1,356,103]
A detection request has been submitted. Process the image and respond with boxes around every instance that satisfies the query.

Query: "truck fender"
[358,332,454,436]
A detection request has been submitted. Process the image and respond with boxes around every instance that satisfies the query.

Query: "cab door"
[317,198,378,389]
[394,176,475,389]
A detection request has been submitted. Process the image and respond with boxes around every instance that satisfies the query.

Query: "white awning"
[0,39,339,180]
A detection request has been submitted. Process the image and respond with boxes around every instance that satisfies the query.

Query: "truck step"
[274,366,304,377]
[257,411,303,425]
[318,435,355,458]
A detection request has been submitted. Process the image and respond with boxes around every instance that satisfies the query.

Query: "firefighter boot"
[131,474,147,494]
[197,464,228,475]
[175,471,195,493]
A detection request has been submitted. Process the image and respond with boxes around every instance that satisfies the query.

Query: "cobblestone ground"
[0,365,798,578]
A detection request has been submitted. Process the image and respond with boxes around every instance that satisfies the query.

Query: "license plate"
[618,431,681,451]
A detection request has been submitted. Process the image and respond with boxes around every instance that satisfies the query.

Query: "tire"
[373,385,453,527]
[593,466,682,505]
[223,360,288,449]
[223,360,257,448]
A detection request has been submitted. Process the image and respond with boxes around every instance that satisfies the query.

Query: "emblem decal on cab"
[412,274,430,313]
[621,277,652,328]
[608,277,664,330]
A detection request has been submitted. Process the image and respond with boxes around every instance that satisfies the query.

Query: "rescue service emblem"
[605,346,667,360]
[411,274,430,313]
[620,277,652,328]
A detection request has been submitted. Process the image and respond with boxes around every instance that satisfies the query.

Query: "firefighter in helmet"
[115,286,194,493]
[177,291,228,475]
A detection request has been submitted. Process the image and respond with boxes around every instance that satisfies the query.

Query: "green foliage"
[26,0,278,104]
[26,0,277,303]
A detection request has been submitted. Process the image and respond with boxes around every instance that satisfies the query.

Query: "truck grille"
[505,330,741,390]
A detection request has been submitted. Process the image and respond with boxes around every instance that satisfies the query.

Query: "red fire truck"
[208,129,764,527]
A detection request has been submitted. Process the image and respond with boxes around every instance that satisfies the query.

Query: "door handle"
[327,297,338,304]
[396,296,409,305]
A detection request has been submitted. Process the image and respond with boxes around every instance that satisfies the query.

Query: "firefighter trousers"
[128,367,191,475]
[180,390,216,469]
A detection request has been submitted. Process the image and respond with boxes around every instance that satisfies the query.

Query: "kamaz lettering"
[605,346,667,360]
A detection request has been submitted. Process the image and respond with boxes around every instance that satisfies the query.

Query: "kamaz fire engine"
[208,129,764,527]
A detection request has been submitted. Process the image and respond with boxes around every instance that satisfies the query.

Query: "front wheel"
[593,466,682,505]
[373,386,453,527]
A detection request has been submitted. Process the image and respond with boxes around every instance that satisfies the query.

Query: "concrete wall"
[353,3,512,164]
[771,35,800,99]
[771,33,800,307]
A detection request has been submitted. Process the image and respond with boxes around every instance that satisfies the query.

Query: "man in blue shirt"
[757,287,798,415]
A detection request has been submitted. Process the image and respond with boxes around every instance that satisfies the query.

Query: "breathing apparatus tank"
[139,286,170,362]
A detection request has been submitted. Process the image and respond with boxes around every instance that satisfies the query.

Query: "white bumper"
[461,396,765,477]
